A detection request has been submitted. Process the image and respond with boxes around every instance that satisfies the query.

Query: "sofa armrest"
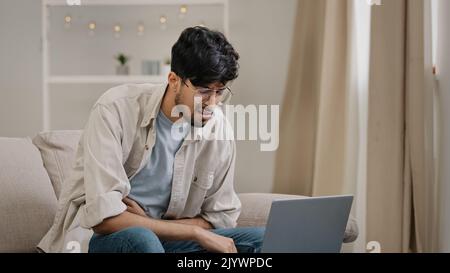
[237,193,358,243]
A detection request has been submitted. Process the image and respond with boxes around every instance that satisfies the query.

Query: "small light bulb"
[114,24,121,32]
[160,15,167,24]
[180,5,188,14]
[64,15,72,23]
[88,21,96,30]
[137,23,145,36]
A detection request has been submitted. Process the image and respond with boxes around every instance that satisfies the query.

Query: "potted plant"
[115,53,130,75]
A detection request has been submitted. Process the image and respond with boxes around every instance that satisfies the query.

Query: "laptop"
[261,195,353,253]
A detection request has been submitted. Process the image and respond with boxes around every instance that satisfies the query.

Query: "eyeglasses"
[182,79,233,103]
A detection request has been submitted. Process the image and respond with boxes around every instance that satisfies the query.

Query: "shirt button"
[193,176,198,182]
[145,145,149,150]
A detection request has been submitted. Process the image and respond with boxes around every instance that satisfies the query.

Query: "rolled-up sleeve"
[200,141,241,229]
[79,103,130,229]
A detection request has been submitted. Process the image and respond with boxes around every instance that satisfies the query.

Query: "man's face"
[175,79,224,127]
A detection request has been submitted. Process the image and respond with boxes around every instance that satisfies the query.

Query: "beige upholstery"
[0,137,58,252]
[237,193,309,227]
[32,130,82,199]
[237,193,359,243]
[0,130,358,252]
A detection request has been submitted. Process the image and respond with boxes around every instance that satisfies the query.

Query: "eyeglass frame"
[179,77,234,103]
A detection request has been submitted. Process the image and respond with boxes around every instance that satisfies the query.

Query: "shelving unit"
[48,75,167,84]
[41,0,229,130]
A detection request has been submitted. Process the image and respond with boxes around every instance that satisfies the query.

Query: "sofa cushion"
[0,137,58,252]
[237,193,358,243]
[32,130,83,199]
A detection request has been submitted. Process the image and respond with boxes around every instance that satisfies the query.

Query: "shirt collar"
[140,83,168,128]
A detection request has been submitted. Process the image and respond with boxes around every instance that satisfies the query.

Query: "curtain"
[274,0,438,252]
[436,0,450,252]
[273,0,356,197]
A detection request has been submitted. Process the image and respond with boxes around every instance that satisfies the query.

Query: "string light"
[64,15,72,24]
[179,5,188,19]
[88,21,96,36]
[88,21,96,30]
[70,9,207,36]
[64,15,72,29]
[113,24,121,39]
[180,5,188,14]
[160,15,167,30]
[137,22,145,36]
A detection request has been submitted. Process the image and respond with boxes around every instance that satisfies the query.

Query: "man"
[37,26,264,253]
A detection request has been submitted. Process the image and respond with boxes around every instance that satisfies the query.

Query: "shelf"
[48,75,166,84]
[46,0,227,6]
[42,0,229,130]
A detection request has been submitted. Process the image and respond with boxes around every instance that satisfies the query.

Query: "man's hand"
[194,227,237,253]
[123,197,147,217]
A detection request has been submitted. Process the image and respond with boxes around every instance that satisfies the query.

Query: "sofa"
[0,130,358,252]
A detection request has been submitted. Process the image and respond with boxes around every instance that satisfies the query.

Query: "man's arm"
[124,197,213,230]
[168,217,213,229]
[92,211,197,240]
[93,212,236,253]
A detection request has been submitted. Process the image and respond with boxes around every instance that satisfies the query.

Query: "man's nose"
[204,93,217,107]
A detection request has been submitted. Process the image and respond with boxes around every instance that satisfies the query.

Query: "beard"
[175,91,210,128]
[191,112,209,128]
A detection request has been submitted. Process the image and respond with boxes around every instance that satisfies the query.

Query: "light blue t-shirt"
[128,110,185,219]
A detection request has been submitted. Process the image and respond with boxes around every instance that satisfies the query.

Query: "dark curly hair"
[171,26,240,87]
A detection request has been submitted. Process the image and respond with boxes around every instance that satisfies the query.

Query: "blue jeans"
[89,226,265,253]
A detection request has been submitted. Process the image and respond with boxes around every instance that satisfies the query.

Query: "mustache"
[195,104,216,114]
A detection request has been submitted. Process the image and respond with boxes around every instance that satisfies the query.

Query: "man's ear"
[167,72,179,91]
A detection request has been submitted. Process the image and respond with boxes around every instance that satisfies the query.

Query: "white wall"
[0,0,297,194]
[48,5,224,76]
[437,0,450,252]
[47,0,298,193]
[0,0,42,137]
[46,4,224,130]
[229,0,297,193]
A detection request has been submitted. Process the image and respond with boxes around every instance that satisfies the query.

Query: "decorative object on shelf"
[161,57,171,76]
[142,60,161,76]
[115,53,130,75]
